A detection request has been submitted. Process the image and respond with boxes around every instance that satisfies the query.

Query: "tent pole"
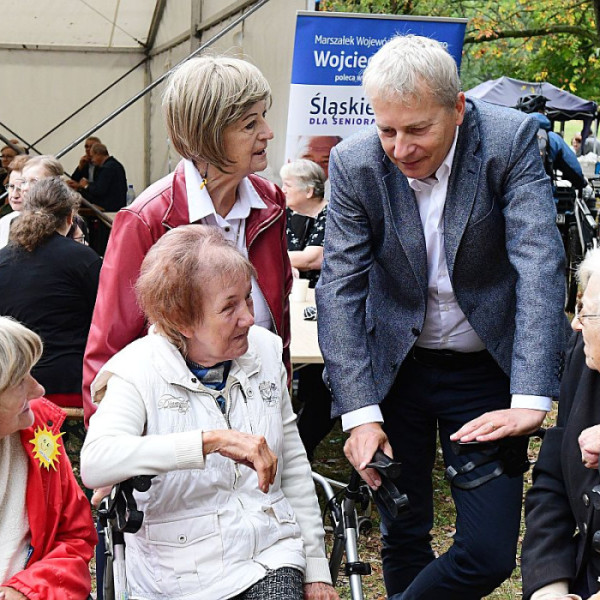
[54,0,271,160]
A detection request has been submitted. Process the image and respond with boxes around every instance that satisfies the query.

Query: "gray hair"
[22,155,64,178]
[0,317,42,396]
[280,159,326,200]
[162,55,271,172]
[362,34,461,109]
[578,247,600,290]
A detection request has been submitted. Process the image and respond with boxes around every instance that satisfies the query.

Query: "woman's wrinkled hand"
[304,582,340,599]
[91,485,112,507]
[0,586,29,599]
[579,424,600,469]
[204,430,278,493]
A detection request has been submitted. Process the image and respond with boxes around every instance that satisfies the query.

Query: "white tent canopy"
[1,0,308,194]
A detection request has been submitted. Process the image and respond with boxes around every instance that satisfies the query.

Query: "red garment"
[3,397,96,600]
[82,161,292,425]
[44,392,82,409]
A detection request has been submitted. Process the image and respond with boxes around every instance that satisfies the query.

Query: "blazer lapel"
[444,108,482,276]
[382,159,428,294]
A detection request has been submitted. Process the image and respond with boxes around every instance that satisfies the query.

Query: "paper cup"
[291,278,309,302]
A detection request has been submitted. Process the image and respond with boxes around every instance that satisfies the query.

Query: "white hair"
[362,34,461,108]
[280,159,326,200]
[578,247,600,290]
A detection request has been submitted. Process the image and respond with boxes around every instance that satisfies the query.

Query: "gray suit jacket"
[316,98,566,417]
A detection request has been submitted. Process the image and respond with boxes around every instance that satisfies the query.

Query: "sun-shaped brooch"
[29,426,64,470]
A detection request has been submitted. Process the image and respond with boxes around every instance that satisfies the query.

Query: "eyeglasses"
[5,183,22,192]
[574,302,600,324]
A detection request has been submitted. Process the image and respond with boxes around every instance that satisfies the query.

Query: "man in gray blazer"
[316,35,566,599]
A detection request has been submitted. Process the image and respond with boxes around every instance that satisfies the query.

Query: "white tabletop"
[289,288,323,370]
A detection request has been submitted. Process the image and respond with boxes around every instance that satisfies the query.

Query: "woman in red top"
[0,316,96,600]
[83,55,292,426]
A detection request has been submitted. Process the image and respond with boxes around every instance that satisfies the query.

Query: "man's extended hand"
[579,424,600,469]
[450,408,545,443]
[343,422,393,490]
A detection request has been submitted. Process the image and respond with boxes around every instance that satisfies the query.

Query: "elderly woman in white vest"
[81,225,338,600]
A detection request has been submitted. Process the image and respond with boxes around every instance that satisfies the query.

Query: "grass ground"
[310,406,559,599]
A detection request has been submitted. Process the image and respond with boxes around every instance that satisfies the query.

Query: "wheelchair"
[555,183,599,312]
[99,453,406,600]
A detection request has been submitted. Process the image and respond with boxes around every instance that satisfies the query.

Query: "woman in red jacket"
[0,316,96,600]
[83,55,292,426]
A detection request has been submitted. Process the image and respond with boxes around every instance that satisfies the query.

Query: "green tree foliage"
[318,0,600,101]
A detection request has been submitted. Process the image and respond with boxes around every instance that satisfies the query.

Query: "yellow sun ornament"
[29,426,64,471]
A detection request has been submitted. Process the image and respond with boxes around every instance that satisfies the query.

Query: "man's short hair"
[362,34,461,109]
[136,225,256,353]
[162,55,271,172]
[91,143,109,157]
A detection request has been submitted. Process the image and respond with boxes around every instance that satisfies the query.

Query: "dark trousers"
[383,351,523,600]
[296,364,337,460]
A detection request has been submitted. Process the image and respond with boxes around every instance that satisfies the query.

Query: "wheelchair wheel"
[565,224,581,313]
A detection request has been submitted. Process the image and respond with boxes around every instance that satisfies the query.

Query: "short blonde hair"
[162,55,271,171]
[280,159,326,200]
[136,225,256,353]
[0,317,43,396]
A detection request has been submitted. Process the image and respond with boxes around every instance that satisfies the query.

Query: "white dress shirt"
[184,160,273,332]
[341,131,550,431]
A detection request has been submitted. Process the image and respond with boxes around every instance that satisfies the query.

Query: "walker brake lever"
[367,449,403,480]
[366,450,409,518]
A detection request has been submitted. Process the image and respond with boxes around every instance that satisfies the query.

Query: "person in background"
[571,134,582,157]
[515,95,586,192]
[281,159,327,287]
[69,136,101,185]
[317,34,565,599]
[1,142,25,215]
[83,55,292,427]
[522,248,600,600]
[0,316,96,600]
[0,177,101,477]
[72,143,127,212]
[0,155,30,249]
[281,158,335,459]
[82,225,337,600]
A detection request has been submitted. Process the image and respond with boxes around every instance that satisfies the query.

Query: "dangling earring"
[199,163,209,190]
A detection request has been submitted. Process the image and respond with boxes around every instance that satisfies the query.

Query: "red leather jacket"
[83,161,292,424]
[3,398,97,600]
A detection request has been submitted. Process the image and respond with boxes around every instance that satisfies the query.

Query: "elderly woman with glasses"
[82,225,337,600]
[522,247,600,600]
[0,317,96,600]
[0,155,30,249]
[83,55,292,428]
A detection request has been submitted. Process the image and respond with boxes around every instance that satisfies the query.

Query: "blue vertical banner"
[284,12,467,176]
